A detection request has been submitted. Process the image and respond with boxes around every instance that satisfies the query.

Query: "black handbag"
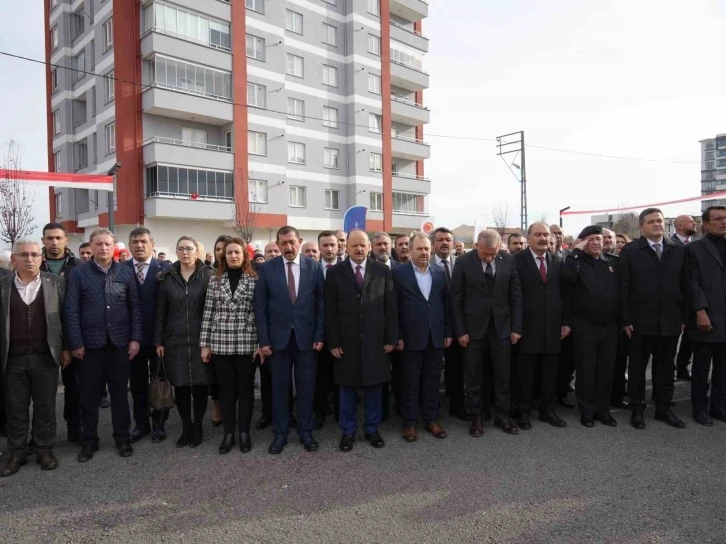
[149,356,175,411]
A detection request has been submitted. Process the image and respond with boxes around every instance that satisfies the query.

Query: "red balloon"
[247,243,255,258]
[113,247,121,260]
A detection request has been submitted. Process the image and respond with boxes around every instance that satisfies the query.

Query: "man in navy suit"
[256,226,325,455]
[393,233,451,442]
[126,227,170,443]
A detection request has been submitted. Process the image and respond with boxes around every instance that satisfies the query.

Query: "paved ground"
[1,378,725,543]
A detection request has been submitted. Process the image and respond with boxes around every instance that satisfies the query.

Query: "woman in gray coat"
[154,236,214,448]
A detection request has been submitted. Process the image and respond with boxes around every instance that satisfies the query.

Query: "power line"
[0,50,699,165]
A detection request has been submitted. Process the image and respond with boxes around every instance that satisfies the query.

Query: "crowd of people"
[0,206,723,477]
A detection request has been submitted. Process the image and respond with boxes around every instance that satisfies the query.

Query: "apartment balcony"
[390,59,429,91]
[390,0,429,22]
[142,86,233,125]
[392,133,431,161]
[389,21,429,53]
[144,195,234,220]
[391,95,430,126]
[392,171,430,193]
[141,32,232,72]
[142,137,234,171]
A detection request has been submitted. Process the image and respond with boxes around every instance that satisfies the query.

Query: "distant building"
[452,224,521,244]
[700,135,726,210]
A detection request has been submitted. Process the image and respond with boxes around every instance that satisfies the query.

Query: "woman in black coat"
[154,236,215,448]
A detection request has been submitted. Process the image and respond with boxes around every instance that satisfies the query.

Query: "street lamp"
[106,162,122,233]
[559,206,571,228]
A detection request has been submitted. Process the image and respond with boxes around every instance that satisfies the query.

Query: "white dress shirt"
[132,257,153,281]
[413,264,432,300]
[350,257,367,279]
[322,258,337,280]
[285,253,301,295]
[433,254,454,270]
[14,273,42,305]
[481,258,497,276]
[675,233,690,244]
[530,248,547,274]
[647,237,664,256]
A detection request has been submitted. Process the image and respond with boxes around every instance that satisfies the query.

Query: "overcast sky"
[1,0,724,239]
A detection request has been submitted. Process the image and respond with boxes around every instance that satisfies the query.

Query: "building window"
[71,50,86,82]
[102,19,113,51]
[323,106,339,129]
[105,122,116,154]
[51,0,58,9]
[289,185,307,208]
[246,34,265,61]
[367,0,380,16]
[391,39,425,72]
[248,131,267,156]
[324,148,340,169]
[706,141,715,151]
[368,73,381,94]
[90,39,96,70]
[325,189,339,210]
[322,23,337,47]
[286,10,303,34]
[249,179,268,203]
[225,131,232,150]
[369,152,382,172]
[391,162,399,175]
[369,113,382,133]
[287,98,305,122]
[53,151,61,172]
[321,0,337,5]
[393,191,428,215]
[717,159,726,168]
[71,11,85,40]
[245,0,264,13]
[370,192,383,212]
[247,82,266,108]
[182,127,207,146]
[55,193,63,218]
[705,151,715,160]
[322,65,338,87]
[51,69,59,92]
[145,165,234,200]
[705,161,714,170]
[51,26,59,51]
[142,4,231,51]
[74,139,88,171]
[92,133,98,164]
[367,34,381,56]
[288,142,306,165]
[287,54,304,78]
[52,110,61,135]
[143,56,232,101]
[104,71,115,102]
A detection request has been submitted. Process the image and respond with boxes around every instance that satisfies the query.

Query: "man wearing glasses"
[0,240,70,476]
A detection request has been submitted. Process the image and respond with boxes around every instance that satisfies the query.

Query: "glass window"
[53,151,61,172]
[367,0,380,16]
[324,148,339,169]
[369,113,382,133]
[104,122,116,154]
[323,106,339,129]
[248,131,267,155]
[52,111,60,135]
[51,26,59,51]
[246,34,265,61]
[247,82,266,108]
[367,34,381,56]
[51,69,59,92]
[322,24,337,47]
[325,189,339,210]
[289,186,306,207]
[287,54,304,77]
[55,193,63,217]
[390,39,425,72]
[369,152,382,172]
[148,56,232,100]
[103,19,114,51]
[287,98,305,121]
[286,10,303,34]
[322,65,338,87]
[249,179,268,203]
[368,73,381,94]
[370,192,383,212]
[104,71,115,101]
[287,142,306,164]
[245,0,265,13]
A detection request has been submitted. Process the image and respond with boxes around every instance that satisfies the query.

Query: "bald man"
[264,242,281,261]
[672,214,698,381]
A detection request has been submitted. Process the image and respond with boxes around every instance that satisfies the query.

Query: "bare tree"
[491,202,511,238]
[613,211,640,240]
[229,171,257,244]
[0,139,36,249]
[536,212,548,223]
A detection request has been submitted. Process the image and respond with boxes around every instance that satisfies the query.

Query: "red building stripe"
[381,0,393,232]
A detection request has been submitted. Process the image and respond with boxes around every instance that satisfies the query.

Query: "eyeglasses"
[176,247,196,253]
[14,252,42,259]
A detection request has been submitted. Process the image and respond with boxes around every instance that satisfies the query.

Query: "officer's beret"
[578,225,603,240]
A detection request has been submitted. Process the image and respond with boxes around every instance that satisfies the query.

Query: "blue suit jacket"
[125,258,170,346]
[392,262,452,351]
[255,255,325,351]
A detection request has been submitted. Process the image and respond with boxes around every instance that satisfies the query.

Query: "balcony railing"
[146,81,233,103]
[390,20,428,40]
[393,209,429,216]
[390,57,429,74]
[76,204,89,213]
[391,95,429,110]
[143,136,232,153]
[393,171,430,182]
[392,132,430,146]
[146,191,233,202]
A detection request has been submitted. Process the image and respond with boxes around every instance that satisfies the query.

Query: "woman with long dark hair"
[154,236,215,448]
[209,235,232,427]
[200,237,259,454]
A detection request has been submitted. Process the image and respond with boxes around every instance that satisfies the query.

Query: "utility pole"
[106,162,122,234]
[496,131,527,232]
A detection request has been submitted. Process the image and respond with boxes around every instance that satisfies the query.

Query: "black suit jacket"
[325,259,398,387]
[687,236,726,343]
[450,250,523,341]
[514,250,567,354]
[618,236,688,336]
[126,258,170,347]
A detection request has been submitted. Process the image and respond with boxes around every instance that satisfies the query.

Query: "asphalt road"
[1,378,725,543]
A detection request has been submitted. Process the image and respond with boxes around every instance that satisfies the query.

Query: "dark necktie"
[485,262,494,287]
[326,264,332,270]
[653,243,662,261]
[537,256,547,283]
[287,261,296,304]
[442,259,451,284]
[355,265,364,289]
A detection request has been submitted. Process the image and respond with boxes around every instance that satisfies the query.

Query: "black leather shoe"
[594,413,618,427]
[494,417,519,435]
[268,437,287,455]
[580,416,594,428]
[176,431,191,448]
[558,397,575,410]
[99,397,110,409]
[239,432,252,453]
[339,434,354,452]
[219,433,235,454]
[631,412,645,429]
[693,411,714,426]
[517,414,532,430]
[77,442,99,463]
[1,456,27,477]
[151,425,166,444]
[469,417,484,438]
[255,414,272,430]
[364,431,385,448]
[314,415,325,431]
[655,410,685,428]
[709,409,726,423]
[190,421,203,448]
[539,412,566,428]
[36,451,59,471]
[610,397,628,409]
[116,442,134,457]
[301,436,319,452]
[676,369,692,381]
[288,414,298,429]
[130,424,150,443]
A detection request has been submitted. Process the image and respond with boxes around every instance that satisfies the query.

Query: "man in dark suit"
[256,226,325,455]
[672,214,698,381]
[514,223,569,430]
[126,227,170,443]
[551,224,576,409]
[393,233,451,442]
[619,208,688,429]
[451,229,523,436]
[686,206,726,426]
[326,230,397,452]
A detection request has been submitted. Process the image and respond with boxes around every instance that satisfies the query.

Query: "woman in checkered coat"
[200,237,259,454]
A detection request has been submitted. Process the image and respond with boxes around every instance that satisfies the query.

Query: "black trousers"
[464,323,511,417]
[676,330,692,373]
[61,358,82,431]
[4,353,58,456]
[628,333,678,411]
[213,355,256,434]
[129,346,162,425]
[400,338,444,427]
[80,344,131,444]
[260,359,294,419]
[612,331,630,400]
[691,342,726,414]
[556,335,575,399]
[175,385,209,430]
[445,342,465,412]
[314,348,339,419]
[573,320,618,418]
[518,354,558,415]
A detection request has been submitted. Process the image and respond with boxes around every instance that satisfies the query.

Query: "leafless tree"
[613,211,640,240]
[0,139,36,249]
[536,212,548,223]
[491,202,512,238]
[229,171,257,244]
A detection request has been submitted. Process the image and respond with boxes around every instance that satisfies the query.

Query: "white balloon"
[115,242,126,250]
